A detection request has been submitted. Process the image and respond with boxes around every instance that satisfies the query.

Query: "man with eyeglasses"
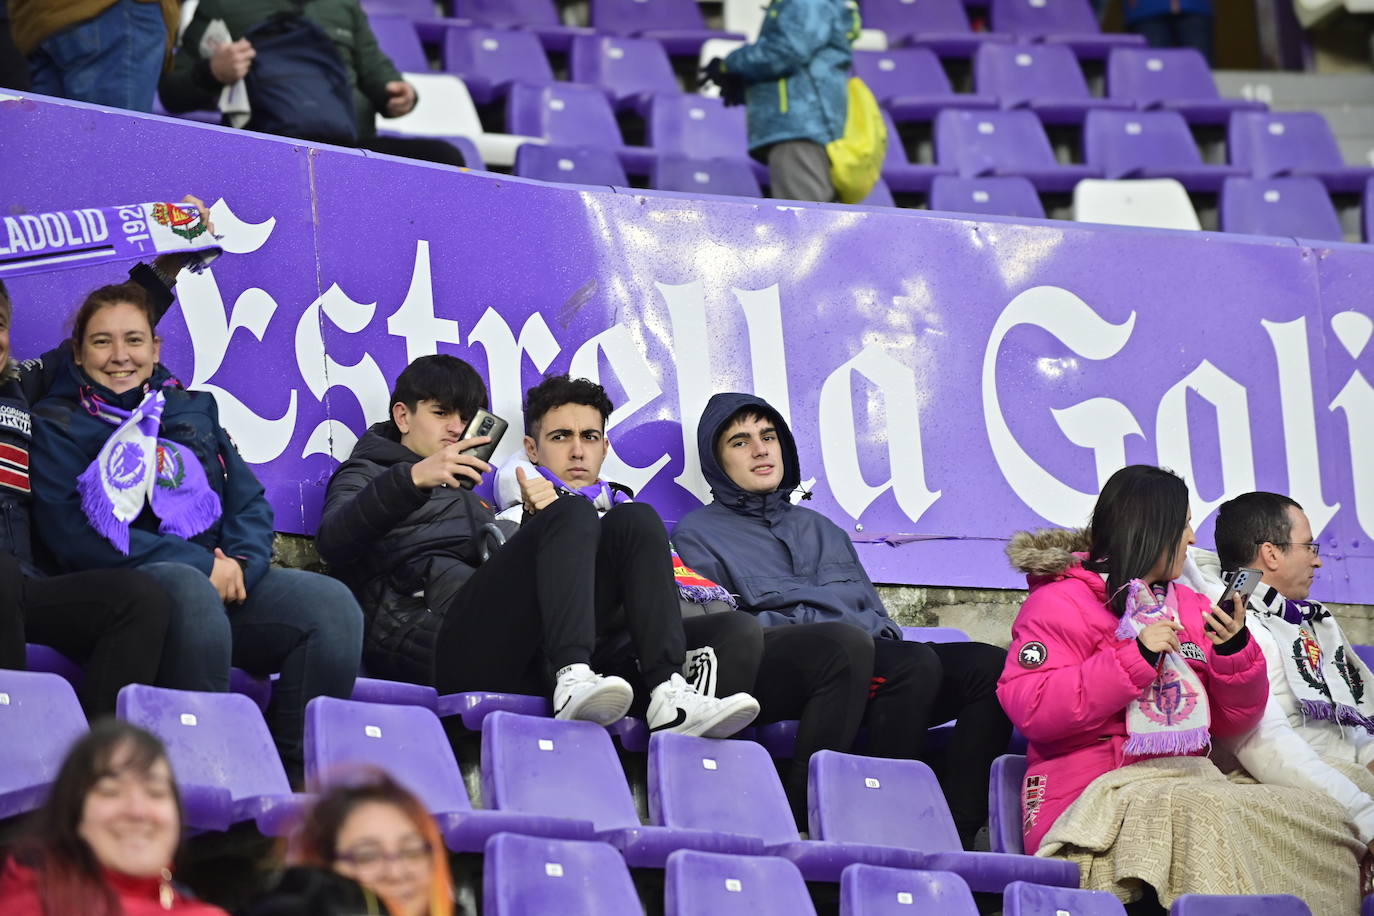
[1210,491,1374,859]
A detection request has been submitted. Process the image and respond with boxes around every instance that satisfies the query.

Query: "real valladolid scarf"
[1115,580,1212,756]
[77,389,221,554]
[0,202,222,278]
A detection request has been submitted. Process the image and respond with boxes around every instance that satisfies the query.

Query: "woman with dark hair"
[999,465,1361,914]
[0,719,227,914]
[28,282,364,782]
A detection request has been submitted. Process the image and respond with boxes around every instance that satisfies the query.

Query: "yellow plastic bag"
[827,76,887,204]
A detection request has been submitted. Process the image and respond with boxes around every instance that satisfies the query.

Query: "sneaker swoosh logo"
[555,696,572,716]
[650,708,688,732]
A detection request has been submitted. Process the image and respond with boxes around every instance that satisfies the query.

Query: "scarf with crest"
[1115,580,1212,756]
[76,387,221,554]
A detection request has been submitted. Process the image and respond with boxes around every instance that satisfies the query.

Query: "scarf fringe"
[157,486,223,542]
[1123,725,1211,757]
[677,582,738,607]
[77,460,132,554]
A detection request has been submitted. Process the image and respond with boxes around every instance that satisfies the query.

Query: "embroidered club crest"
[1292,628,1329,693]
[1018,641,1047,669]
[151,202,208,241]
[106,441,146,491]
[155,442,186,490]
[1140,668,1200,727]
[1336,646,1365,703]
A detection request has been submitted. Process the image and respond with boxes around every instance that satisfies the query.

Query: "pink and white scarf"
[1115,580,1211,756]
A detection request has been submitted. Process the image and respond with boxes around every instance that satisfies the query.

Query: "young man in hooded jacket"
[673,392,1011,847]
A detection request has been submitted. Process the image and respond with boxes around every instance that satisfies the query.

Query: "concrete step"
[1214,69,1374,107]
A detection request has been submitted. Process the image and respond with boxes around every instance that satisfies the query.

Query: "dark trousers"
[434,499,730,697]
[866,638,1012,847]
[361,135,467,168]
[1130,13,1213,64]
[0,554,170,719]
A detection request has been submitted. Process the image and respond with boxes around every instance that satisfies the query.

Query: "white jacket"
[1183,549,1374,843]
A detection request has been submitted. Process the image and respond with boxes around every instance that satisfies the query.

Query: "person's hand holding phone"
[410,437,492,490]
[515,466,558,515]
[1138,620,1184,658]
[1204,593,1247,646]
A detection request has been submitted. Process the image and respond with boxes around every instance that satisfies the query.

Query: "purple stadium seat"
[435,690,550,730]
[1219,177,1343,242]
[988,754,1028,854]
[840,864,979,915]
[1355,645,1374,672]
[451,0,593,52]
[442,26,554,105]
[1229,111,1374,194]
[0,670,87,820]
[902,626,972,642]
[808,750,1079,894]
[368,15,430,72]
[1363,894,1374,916]
[230,667,273,714]
[652,154,763,198]
[571,34,681,114]
[880,108,955,193]
[1106,48,1266,124]
[934,108,1100,191]
[988,0,1145,59]
[1003,881,1126,914]
[649,94,769,183]
[515,142,631,185]
[589,0,746,57]
[861,178,896,206]
[1084,110,1244,191]
[24,643,85,688]
[1170,894,1312,915]
[853,48,997,122]
[481,711,762,866]
[666,850,817,916]
[1365,179,1374,243]
[361,0,437,20]
[484,833,640,915]
[117,684,306,836]
[929,175,1047,217]
[862,0,1012,58]
[350,676,439,710]
[507,82,657,174]
[648,732,930,882]
[975,44,1133,125]
[304,697,593,850]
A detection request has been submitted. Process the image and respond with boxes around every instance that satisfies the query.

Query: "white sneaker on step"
[553,663,633,725]
[647,673,760,738]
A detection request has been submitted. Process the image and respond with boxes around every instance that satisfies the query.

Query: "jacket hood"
[696,392,801,517]
[1007,527,1090,575]
[348,420,420,466]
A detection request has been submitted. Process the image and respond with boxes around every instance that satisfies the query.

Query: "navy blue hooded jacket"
[672,392,900,639]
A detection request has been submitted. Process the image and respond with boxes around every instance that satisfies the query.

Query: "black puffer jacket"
[316,421,497,685]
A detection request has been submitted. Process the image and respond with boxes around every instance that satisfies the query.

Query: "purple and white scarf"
[1115,580,1212,757]
[76,389,221,554]
[0,202,221,278]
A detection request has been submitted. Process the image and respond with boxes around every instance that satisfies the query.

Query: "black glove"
[699,57,746,107]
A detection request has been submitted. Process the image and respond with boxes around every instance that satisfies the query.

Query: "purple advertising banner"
[4,95,1371,600]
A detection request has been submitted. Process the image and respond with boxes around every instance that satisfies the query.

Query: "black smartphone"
[456,408,508,490]
[1217,567,1263,608]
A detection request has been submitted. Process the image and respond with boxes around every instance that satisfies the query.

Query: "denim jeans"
[27,0,165,111]
[1130,13,1214,65]
[140,562,364,779]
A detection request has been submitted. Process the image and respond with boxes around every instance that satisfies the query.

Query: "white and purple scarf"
[1251,584,1374,736]
[76,389,221,554]
[1115,580,1212,757]
[0,202,221,279]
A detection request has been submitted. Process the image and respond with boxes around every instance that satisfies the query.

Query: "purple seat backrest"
[988,754,1028,855]
[863,0,974,36]
[507,82,626,147]
[880,109,913,167]
[1356,644,1374,672]
[1002,880,1128,915]
[861,177,895,206]
[444,26,554,84]
[935,108,1059,174]
[1228,111,1348,177]
[570,34,680,100]
[452,0,563,28]
[117,684,290,801]
[809,750,962,852]
[304,696,472,814]
[1084,109,1205,172]
[665,849,816,916]
[361,0,436,20]
[650,94,750,160]
[652,154,762,197]
[1106,47,1221,104]
[0,670,88,819]
[990,0,1103,36]
[840,864,979,916]
[368,15,429,72]
[929,175,1046,218]
[648,732,800,847]
[515,143,630,184]
[1170,894,1312,916]
[901,626,971,643]
[1364,179,1374,243]
[24,643,86,689]
[591,0,709,33]
[483,833,639,916]
[975,43,1091,103]
[230,667,273,714]
[1219,177,1342,242]
[853,48,954,101]
[480,711,640,831]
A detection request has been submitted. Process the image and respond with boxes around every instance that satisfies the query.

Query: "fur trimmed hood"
[1007,527,1090,576]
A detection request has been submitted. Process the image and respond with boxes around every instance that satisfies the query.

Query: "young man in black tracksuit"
[316,356,759,736]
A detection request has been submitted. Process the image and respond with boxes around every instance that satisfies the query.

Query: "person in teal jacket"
[711,0,855,202]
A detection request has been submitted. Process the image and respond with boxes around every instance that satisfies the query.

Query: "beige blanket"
[1036,756,1363,915]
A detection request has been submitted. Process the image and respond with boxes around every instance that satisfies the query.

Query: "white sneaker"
[553,664,633,725]
[647,673,760,738]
